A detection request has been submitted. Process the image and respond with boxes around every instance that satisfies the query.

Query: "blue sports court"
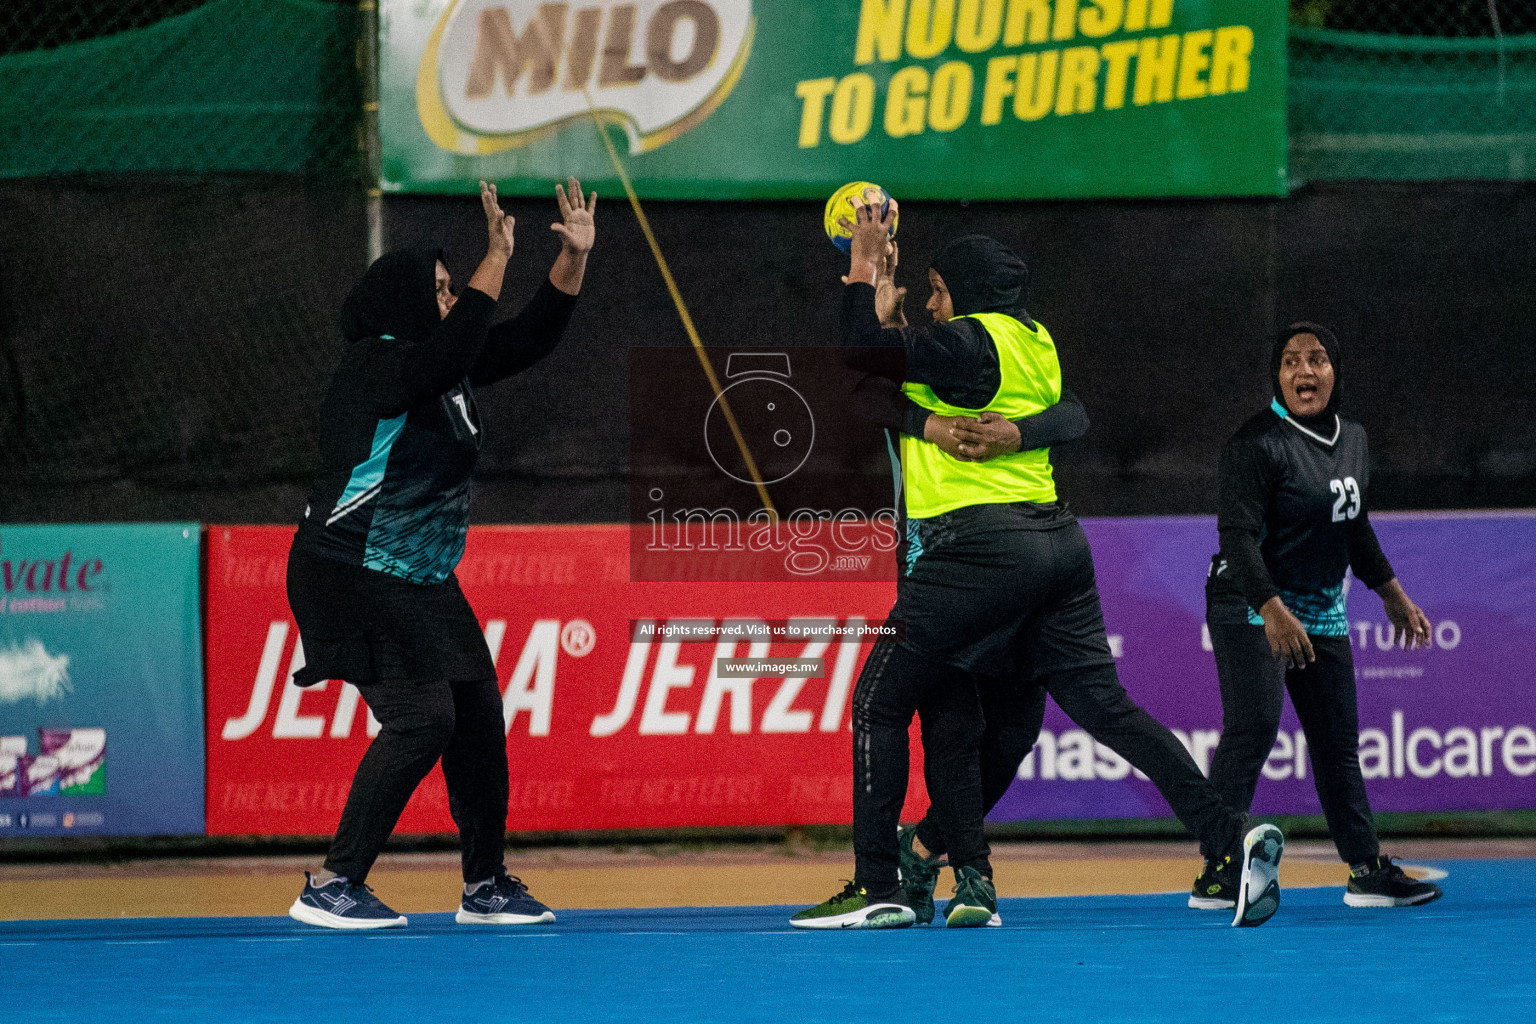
[4,859,1530,1023]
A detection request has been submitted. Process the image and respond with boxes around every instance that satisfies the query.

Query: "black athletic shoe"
[1344,856,1443,908]
[457,870,556,925]
[1232,823,1284,928]
[897,826,946,925]
[942,866,998,929]
[1189,857,1237,910]
[289,872,407,930]
[791,881,916,929]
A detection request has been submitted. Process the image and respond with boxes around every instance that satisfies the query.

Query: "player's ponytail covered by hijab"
[339,249,444,343]
[928,235,1030,320]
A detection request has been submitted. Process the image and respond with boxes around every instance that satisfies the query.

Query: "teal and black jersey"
[1207,400,1395,636]
[293,277,576,586]
[298,367,483,585]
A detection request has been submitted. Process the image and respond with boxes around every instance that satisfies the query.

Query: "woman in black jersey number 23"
[285,179,594,930]
[1200,323,1442,911]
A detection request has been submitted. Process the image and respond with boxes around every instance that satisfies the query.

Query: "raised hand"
[874,240,907,327]
[551,176,597,255]
[481,180,514,258]
[838,192,898,286]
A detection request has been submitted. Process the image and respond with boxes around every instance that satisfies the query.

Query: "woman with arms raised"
[285,179,595,929]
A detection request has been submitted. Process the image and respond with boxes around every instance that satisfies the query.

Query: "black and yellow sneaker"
[790,881,916,930]
[1344,856,1443,908]
[1188,856,1237,910]
[897,826,946,925]
[1232,823,1284,928]
[942,866,997,929]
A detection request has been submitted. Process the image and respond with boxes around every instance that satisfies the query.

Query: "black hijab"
[929,234,1030,320]
[1271,321,1341,429]
[339,248,443,343]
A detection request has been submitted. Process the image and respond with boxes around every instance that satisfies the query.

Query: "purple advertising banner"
[989,512,1536,822]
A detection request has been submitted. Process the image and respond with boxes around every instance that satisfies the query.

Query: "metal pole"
[359,0,384,264]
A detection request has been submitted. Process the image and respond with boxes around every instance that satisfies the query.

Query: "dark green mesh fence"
[0,0,360,177]
[0,2,1531,184]
[1289,2,1536,182]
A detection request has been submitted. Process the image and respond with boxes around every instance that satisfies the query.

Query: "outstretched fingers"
[557,177,595,215]
[481,180,503,220]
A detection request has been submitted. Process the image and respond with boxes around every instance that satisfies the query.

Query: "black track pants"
[324,677,508,884]
[914,663,1245,863]
[1207,626,1380,864]
[851,639,990,891]
[1044,663,1246,860]
[864,511,1118,886]
[915,677,1048,859]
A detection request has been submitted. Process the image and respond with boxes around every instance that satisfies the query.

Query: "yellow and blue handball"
[824,181,898,254]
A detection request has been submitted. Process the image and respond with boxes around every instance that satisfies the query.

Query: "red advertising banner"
[204,525,921,835]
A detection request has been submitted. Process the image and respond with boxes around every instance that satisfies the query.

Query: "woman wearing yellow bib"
[792,198,1283,932]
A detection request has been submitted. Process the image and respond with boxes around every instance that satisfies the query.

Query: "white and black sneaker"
[457,870,556,925]
[790,881,916,929]
[289,872,407,930]
[1232,823,1284,928]
[1344,856,1443,907]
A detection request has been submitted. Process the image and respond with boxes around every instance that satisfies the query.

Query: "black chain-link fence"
[0,0,361,177]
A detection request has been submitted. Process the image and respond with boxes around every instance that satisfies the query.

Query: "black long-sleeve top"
[1207,405,1395,636]
[293,282,577,584]
[839,282,1016,407]
[849,373,1089,448]
[838,281,1089,443]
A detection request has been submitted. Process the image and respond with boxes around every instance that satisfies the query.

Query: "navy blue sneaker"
[289,872,407,930]
[456,870,555,925]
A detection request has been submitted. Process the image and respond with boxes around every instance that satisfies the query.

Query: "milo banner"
[203,514,1534,836]
[380,0,1289,199]
[0,524,205,836]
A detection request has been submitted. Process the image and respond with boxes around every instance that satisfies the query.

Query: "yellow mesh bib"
[899,313,1062,519]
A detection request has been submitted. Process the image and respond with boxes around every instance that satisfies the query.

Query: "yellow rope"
[585,99,776,516]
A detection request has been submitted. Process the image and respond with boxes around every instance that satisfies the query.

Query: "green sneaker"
[790,881,916,930]
[897,826,945,925]
[942,866,997,929]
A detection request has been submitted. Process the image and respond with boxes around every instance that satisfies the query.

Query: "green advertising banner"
[380,0,1288,199]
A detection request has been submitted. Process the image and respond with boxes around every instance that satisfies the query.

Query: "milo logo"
[420,0,755,154]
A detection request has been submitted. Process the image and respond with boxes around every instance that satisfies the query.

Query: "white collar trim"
[1271,398,1340,447]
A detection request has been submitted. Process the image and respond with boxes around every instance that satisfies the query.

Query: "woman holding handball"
[285,178,595,929]
[1199,323,1442,910]
[796,187,1283,931]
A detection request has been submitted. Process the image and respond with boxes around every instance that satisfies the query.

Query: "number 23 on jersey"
[1330,477,1360,521]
